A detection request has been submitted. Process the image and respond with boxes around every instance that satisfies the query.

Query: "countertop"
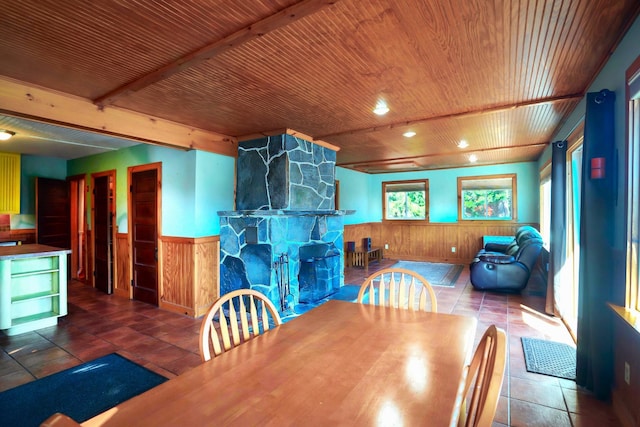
[0,244,71,260]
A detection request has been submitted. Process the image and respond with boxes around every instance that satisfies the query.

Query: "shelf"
[11,268,60,278]
[0,245,68,336]
[12,311,61,326]
[12,291,60,303]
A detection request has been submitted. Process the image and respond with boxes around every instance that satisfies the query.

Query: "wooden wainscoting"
[114,232,130,298]
[160,235,220,318]
[345,222,538,263]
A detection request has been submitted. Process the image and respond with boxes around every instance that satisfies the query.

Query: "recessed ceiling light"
[458,140,468,148]
[373,101,389,115]
[403,131,416,138]
[0,130,15,141]
[469,154,478,163]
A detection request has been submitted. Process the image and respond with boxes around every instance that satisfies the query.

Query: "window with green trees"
[383,180,428,220]
[458,174,516,220]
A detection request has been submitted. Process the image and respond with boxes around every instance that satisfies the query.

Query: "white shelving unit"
[0,244,70,336]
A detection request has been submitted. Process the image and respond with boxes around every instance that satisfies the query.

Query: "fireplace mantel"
[218,209,355,217]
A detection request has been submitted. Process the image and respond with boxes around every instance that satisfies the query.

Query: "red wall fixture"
[591,157,605,179]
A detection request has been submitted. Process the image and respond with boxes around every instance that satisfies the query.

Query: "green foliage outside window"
[386,190,425,219]
[383,180,428,220]
[459,175,515,221]
[462,189,512,219]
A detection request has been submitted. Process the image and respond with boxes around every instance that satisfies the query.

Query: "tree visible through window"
[458,175,516,220]
[383,180,428,220]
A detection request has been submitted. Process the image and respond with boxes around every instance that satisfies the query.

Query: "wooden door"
[94,174,114,294]
[36,177,70,249]
[131,169,159,305]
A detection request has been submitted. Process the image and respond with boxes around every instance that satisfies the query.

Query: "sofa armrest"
[478,255,516,264]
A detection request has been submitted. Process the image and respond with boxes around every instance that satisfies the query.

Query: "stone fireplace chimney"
[218,133,353,314]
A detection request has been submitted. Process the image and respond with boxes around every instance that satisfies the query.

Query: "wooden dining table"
[82,300,478,427]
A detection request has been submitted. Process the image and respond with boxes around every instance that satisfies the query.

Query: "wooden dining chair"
[40,413,80,426]
[199,288,282,362]
[457,325,507,427]
[357,267,437,312]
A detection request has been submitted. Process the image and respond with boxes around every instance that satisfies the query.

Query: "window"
[539,162,551,249]
[383,180,428,221]
[626,55,640,311]
[458,174,516,220]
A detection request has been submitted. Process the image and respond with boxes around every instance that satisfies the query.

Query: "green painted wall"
[337,161,539,224]
[67,144,235,237]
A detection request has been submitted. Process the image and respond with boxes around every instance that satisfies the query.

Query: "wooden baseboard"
[113,288,130,299]
[160,300,196,318]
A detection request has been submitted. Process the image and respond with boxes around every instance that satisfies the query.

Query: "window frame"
[457,174,517,222]
[626,54,640,312]
[382,179,429,222]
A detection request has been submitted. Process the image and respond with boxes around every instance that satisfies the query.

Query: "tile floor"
[1,261,621,426]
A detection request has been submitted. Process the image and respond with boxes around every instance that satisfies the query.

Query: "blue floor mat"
[0,353,167,426]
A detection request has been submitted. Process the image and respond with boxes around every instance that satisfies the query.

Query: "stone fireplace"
[218,133,353,313]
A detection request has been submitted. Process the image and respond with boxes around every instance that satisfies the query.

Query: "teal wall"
[12,154,67,229]
[337,161,539,224]
[67,144,235,237]
[195,150,236,237]
[335,167,371,224]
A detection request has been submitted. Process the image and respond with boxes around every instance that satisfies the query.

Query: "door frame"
[127,162,162,301]
[91,169,116,292]
[68,174,87,282]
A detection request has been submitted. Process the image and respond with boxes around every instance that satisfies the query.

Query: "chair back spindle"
[357,268,437,312]
[199,289,282,362]
[458,325,507,427]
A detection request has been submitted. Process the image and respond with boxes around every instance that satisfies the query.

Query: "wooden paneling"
[161,237,195,315]
[345,221,538,263]
[194,237,220,317]
[111,233,218,317]
[114,232,130,298]
[160,235,220,318]
[611,309,640,427]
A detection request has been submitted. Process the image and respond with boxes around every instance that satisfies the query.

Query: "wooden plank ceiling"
[0,0,638,171]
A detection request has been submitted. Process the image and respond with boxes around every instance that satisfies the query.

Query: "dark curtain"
[576,89,616,400]
[545,141,567,316]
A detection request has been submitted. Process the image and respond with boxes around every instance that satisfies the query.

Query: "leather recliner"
[470,226,544,291]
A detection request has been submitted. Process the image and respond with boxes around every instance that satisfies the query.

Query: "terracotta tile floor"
[1,261,621,426]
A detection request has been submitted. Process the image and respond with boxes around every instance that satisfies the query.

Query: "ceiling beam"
[337,142,549,168]
[318,93,584,139]
[94,0,339,107]
[0,76,237,156]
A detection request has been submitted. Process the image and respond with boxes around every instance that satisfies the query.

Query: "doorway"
[563,141,583,340]
[36,177,71,249]
[92,171,115,294]
[129,163,161,306]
